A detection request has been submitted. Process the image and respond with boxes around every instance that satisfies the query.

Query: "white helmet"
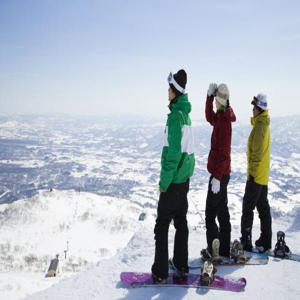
[252,93,268,110]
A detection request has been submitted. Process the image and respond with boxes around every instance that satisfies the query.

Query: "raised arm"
[205,83,218,126]
[205,96,216,126]
[226,105,236,122]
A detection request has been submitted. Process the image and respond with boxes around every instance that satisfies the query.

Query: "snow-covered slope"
[0,190,140,300]
[24,221,300,300]
[0,189,299,300]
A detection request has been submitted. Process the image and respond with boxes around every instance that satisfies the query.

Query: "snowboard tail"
[255,249,300,262]
[248,246,300,262]
[120,272,246,292]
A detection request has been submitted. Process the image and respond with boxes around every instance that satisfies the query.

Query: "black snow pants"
[152,179,189,279]
[205,174,231,257]
[241,176,272,247]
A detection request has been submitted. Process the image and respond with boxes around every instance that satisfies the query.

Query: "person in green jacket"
[240,93,272,252]
[151,69,195,283]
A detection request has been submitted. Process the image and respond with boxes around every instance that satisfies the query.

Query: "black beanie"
[170,69,187,96]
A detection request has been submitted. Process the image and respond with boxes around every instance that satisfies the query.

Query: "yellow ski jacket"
[247,110,270,185]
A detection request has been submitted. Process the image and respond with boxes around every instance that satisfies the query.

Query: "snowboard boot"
[240,228,253,251]
[169,258,188,280]
[211,238,223,263]
[200,260,217,286]
[219,245,230,258]
[230,239,247,263]
[273,231,290,258]
[255,235,272,253]
[200,248,212,262]
[152,273,167,284]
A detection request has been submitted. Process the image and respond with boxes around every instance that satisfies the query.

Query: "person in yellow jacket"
[240,93,272,252]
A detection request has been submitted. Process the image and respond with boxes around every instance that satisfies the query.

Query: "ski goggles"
[167,72,185,93]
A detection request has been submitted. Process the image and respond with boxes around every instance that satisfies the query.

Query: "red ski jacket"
[205,96,236,180]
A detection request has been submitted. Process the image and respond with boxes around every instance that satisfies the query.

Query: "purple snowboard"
[120,272,246,292]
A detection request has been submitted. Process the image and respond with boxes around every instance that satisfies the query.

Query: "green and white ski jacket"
[159,94,195,192]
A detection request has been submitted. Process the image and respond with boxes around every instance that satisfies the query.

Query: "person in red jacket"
[204,83,236,257]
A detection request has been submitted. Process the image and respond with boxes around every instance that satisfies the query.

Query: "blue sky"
[0,0,299,121]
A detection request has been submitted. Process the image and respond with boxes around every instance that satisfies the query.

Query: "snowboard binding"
[200,260,217,286]
[231,239,247,263]
[168,258,188,280]
[200,248,213,262]
[152,274,167,284]
[274,231,291,258]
